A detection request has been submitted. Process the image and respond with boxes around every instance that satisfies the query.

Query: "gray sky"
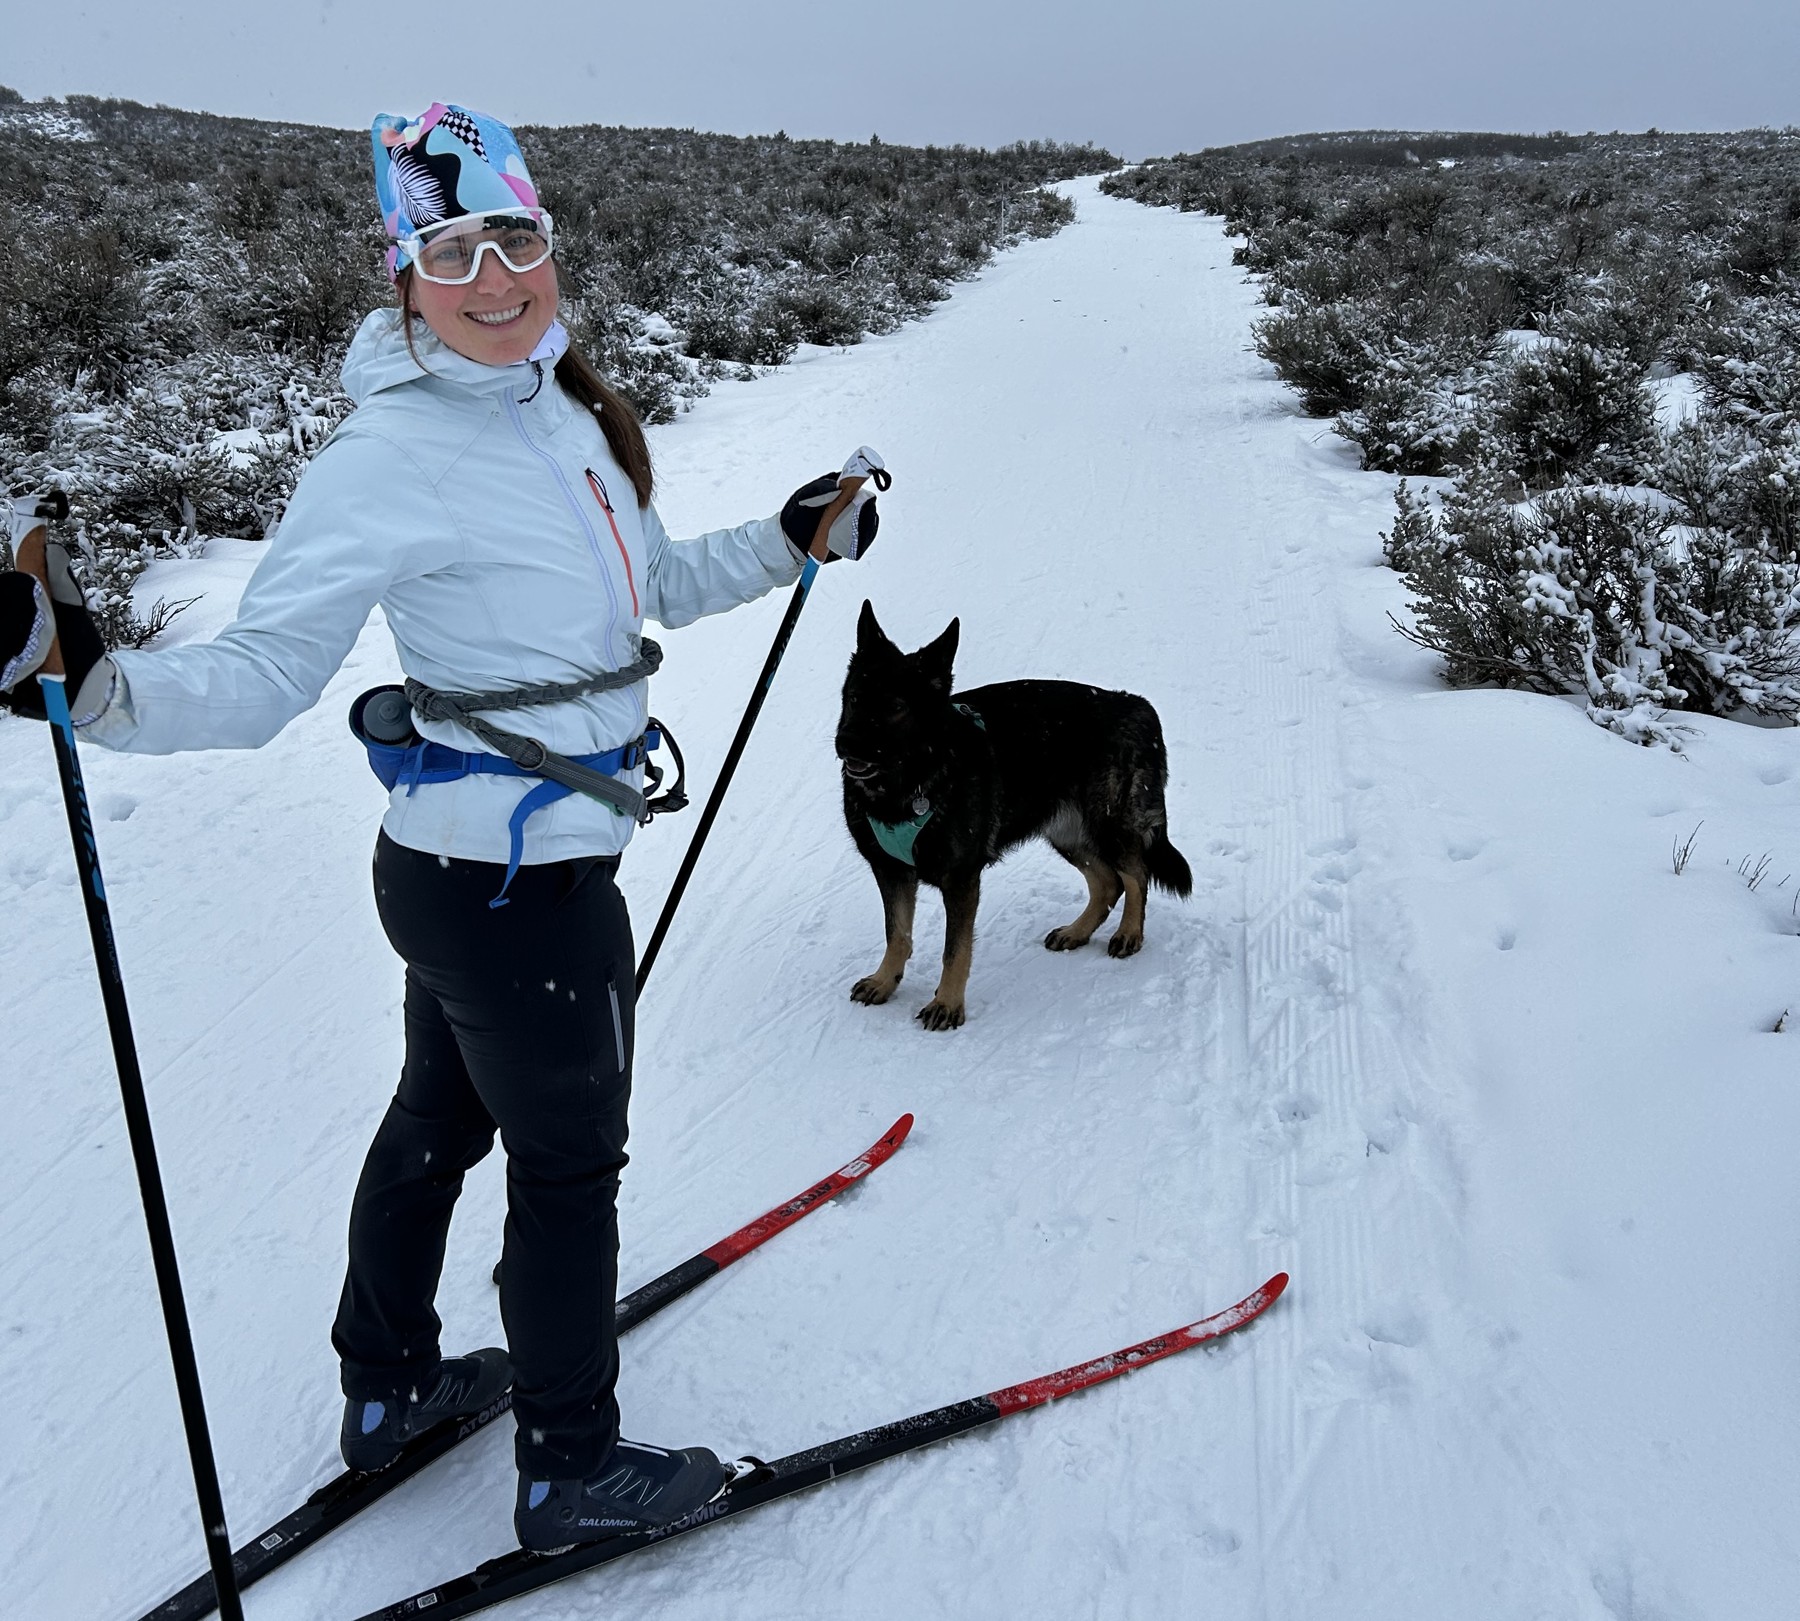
[7,0,1797,156]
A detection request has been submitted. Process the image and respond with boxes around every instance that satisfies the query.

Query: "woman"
[0,102,880,1550]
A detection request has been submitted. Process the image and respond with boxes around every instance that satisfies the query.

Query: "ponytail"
[553,343,655,509]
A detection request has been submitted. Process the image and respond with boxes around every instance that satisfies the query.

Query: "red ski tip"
[702,1115,914,1268]
[988,1272,1290,1416]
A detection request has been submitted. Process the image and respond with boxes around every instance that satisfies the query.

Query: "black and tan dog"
[836,602,1192,1030]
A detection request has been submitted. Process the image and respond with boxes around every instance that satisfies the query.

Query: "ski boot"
[340,1347,513,1473]
[515,1439,729,1551]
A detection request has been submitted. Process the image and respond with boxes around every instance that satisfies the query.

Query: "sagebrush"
[1107,129,1800,739]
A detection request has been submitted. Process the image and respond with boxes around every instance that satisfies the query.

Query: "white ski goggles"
[397,209,556,284]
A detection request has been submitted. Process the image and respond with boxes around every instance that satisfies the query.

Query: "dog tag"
[912,796,930,817]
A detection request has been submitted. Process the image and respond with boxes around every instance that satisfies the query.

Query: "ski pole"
[15,500,245,1621]
[636,450,889,995]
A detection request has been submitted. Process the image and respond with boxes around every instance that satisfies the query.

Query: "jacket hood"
[340,309,570,406]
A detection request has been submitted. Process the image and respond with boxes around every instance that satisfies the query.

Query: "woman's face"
[407,244,559,367]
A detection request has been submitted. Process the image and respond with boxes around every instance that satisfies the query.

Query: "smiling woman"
[373,107,662,505]
[402,215,561,365]
[0,95,888,1566]
[374,107,564,367]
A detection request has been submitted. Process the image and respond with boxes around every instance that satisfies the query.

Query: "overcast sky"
[7,0,1797,156]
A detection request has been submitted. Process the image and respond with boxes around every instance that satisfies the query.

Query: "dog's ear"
[857,599,895,657]
[919,617,960,692]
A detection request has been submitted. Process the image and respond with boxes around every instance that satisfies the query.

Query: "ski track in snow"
[4,178,1798,1620]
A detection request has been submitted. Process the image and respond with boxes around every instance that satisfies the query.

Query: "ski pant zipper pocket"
[606,972,627,1075]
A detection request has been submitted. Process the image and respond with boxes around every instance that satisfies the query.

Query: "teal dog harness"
[869,805,933,864]
[865,703,984,867]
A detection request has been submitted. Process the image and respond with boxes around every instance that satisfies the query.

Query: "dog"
[836,601,1192,1030]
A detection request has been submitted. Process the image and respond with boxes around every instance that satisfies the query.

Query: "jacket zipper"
[586,468,640,617]
[502,392,623,652]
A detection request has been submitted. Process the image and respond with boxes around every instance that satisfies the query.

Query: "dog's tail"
[1146,826,1193,898]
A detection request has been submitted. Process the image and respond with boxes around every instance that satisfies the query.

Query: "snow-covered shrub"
[1336,341,1493,475]
[1696,286,1800,436]
[1549,259,1700,371]
[1660,415,1800,562]
[1018,185,1077,239]
[32,227,147,391]
[773,284,864,349]
[1383,468,1556,686]
[1234,217,1327,278]
[237,230,389,360]
[1388,472,1800,739]
[1491,339,1657,488]
[2,341,350,645]
[682,290,801,367]
[1252,299,1386,415]
[1670,522,1800,717]
[1723,189,1800,288]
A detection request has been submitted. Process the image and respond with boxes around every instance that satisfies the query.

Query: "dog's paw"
[1107,929,1144,959]
[1044,925,1092,952]
[916,998,966,1032]
[850,975,898,1005]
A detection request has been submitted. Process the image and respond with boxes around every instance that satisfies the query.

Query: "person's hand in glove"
[780,445,890,562]
[1,495,107,721]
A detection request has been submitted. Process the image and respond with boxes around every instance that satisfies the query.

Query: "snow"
[0,103,93,141]
[4,177,1799,1619]
[211,428,288,471]
[1651,369,1704,429]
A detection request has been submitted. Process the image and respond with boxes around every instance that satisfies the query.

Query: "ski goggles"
[396,209,556,284]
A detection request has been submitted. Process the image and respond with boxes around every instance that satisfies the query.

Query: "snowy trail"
[5,179,1798,1620]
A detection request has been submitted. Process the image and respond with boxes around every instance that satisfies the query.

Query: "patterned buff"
[370,103,543,279]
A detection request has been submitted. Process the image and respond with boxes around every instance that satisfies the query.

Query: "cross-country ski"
[137,1115,913,1621]
[356,1275,1288,1621]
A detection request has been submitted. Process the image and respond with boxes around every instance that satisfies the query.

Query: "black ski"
[354,1272,1289,1621]
[137,1115,914,1621]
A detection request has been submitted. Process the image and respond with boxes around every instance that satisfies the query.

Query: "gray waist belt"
[405,637,681,824]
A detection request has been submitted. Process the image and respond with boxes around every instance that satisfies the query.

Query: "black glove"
[1,539,106,722]
[780,472,881,563]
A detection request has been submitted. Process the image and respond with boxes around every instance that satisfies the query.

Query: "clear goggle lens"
[399,210,555,284]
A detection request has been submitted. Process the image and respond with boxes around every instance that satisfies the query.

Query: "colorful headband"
[369,102,542,279]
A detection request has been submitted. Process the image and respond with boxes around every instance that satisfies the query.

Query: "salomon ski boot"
[515,1440,729,1551]
[340,1347,513,1473]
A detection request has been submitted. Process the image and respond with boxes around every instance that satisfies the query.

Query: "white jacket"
[82,310,803,863]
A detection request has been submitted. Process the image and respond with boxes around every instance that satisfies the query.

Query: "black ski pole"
[16,500,245,1621]
[636,457,887,995]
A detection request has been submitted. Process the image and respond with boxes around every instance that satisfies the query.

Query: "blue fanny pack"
[350,685,675,908]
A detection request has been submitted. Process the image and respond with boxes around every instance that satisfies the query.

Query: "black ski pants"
[332,830,634,1480]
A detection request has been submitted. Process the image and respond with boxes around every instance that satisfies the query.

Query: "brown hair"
[396,268,656,508]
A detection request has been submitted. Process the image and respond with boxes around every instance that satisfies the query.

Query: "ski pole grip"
[14,525,66,679]
[808,474,868,563]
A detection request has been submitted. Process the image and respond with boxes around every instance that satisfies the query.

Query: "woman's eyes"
[421,233,539,271]
[422,240,474,270]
